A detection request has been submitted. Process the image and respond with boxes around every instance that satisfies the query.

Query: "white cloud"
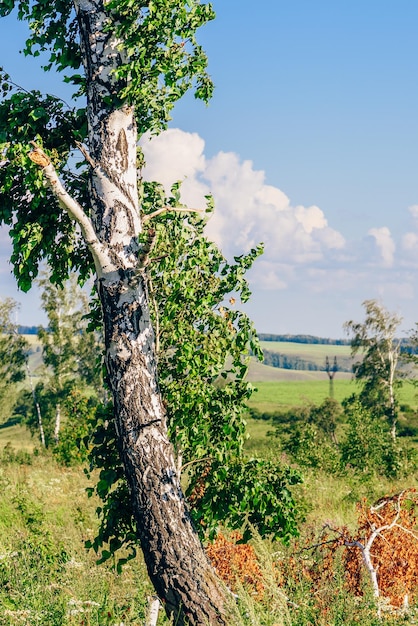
[140,128,205,186]
[140,128,210,208]
[249,261,289,290]
[295,205,327,234]
[408,204,418,222]
[368,226,395,267]
[402,232,418,252]
[139,128,418,336]
[141,129,346,276]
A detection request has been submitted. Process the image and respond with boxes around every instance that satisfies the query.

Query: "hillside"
[261,341,355,372]
[247,358,352,382]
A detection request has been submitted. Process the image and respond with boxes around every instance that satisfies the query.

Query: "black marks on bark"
[116,128,129,172]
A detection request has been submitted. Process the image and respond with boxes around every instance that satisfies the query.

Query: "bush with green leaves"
[272,398,342,472]
[0,298,28,422]
[339,399,413,478]
[283,423,340,472]
[187,457,303,543]
[53,389,98,467]
[83,184,303,569]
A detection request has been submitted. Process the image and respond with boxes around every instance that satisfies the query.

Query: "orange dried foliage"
[282,489,418,614]
[188,463,211,509]
[206,532,264,599]
[350,488,418,607]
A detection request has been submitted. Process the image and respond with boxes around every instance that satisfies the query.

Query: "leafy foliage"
[339,400,416,479]
[106,0,215,131]
[53,389,98,466]
[0,72,90,289]
[0,1,214,132]
[188,457,302,543]
[142,182,262,468]
[0,298,28,421]
[284,423,340,472]
[83,186,302,567]
[272,398,341,472]
[344,299,402,434]
[17,274,102,447]
[0,1,214,291]
[271,395,417,478]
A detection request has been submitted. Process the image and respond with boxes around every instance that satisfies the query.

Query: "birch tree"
[0,298,28,420]
[36,272,100,444]
[344,299,402,440]
[0,2,234,623]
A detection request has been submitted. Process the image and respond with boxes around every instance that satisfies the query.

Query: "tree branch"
[142,206,203,223]
[28,142,111,276]
[75,141,97,169]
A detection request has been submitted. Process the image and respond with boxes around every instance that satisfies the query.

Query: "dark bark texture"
[99,276,228,624]
[73,1,230,623]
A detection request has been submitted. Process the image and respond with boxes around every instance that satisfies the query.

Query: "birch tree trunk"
[54,402,61,444]
[68,2,229,623]
[26,362,45,447]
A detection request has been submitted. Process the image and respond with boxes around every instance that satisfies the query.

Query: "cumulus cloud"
[140,129,209,208]
[139,128,418,332]
[402,232,418,252]
[408,205,418,222]
[140,129,346,290]
[368,226,395,267]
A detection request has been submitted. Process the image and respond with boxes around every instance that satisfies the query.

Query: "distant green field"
[260,341,351,359]
[248,379,418,411]
[260,340,355,370]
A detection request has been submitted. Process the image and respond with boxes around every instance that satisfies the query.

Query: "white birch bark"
[28,2,230,623]
[29,3,230,621]
[25,361,45,447]
[54,402,61,444]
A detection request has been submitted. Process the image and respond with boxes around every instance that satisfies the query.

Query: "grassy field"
[259,340,351,358]
[1,338,416,624]
[248,379,353,410]
[0,422,35,452]
[260,340,355,370]
[248,378,418,411]
[1,419,417,625]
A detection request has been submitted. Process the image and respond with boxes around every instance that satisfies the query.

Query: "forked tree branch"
[28,142,111,275]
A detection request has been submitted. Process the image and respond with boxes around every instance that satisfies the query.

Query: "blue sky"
[1,1,418,338]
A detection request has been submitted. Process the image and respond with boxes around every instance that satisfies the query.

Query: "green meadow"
[1,339,417,624]
[248,378,418,411]
[259,340,354,370]
[247,340,418,411]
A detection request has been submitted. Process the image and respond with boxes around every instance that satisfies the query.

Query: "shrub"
[283,424,340,473]
[206,532,264,599]
[340,401,408,478]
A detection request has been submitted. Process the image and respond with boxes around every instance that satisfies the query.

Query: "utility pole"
[325,356,338,398]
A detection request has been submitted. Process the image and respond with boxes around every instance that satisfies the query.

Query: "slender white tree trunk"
[54,402,61,444]
[65,2,230,623]
[145,596,160,626]
[26,362,45,447]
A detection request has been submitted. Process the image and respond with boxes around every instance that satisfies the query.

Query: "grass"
[260,340,352,360]
[260,340,355,370]
[1,338,417,624]
[0,449,157,626]
[248,379,354,410]
[247,378,418,411]
[0,423,35,452]
[1,422,417,625]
